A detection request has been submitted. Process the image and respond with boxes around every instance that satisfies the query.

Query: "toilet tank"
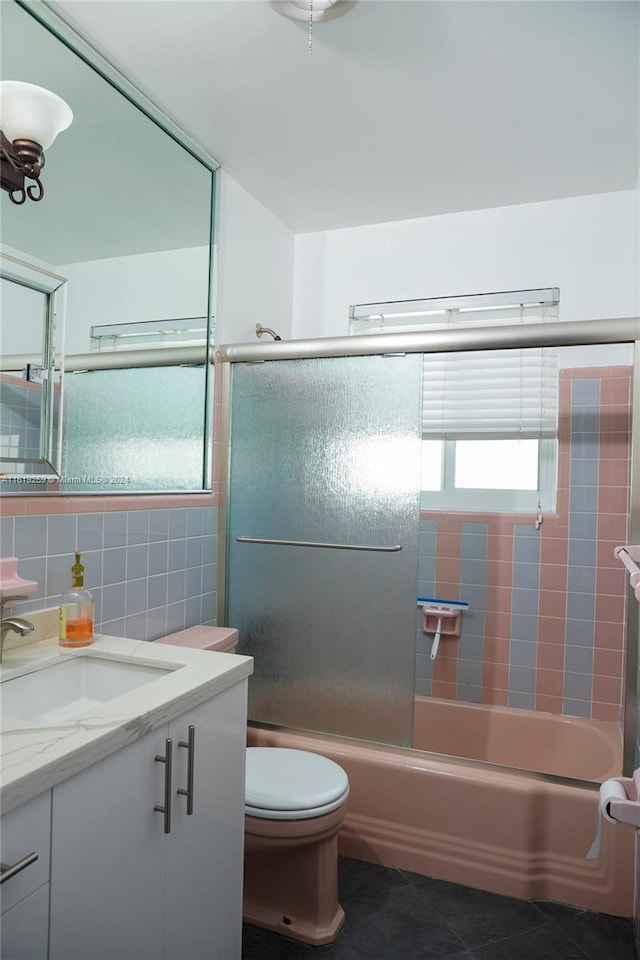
[156,625,239,653]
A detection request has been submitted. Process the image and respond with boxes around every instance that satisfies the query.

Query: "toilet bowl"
[157,625,350,946]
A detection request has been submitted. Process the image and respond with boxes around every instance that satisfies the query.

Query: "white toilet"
[157,625,350,946]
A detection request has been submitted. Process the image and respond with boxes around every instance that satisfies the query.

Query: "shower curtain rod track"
[4,317,638,374]
[0,345,215,373]
[217,316,640,363]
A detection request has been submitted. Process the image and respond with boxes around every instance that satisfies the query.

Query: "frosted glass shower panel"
[62,365,210,492]
[227,354,422,746]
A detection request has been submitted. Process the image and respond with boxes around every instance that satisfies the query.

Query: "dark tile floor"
[242,856,638,960]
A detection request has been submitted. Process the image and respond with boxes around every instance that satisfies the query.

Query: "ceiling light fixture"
[270,1,356,23]
[0,81,73,205]
[270,1,358,52]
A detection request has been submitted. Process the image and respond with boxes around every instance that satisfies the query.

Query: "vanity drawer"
[0,791,51,915]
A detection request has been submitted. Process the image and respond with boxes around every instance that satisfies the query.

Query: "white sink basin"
[1,655,173,725]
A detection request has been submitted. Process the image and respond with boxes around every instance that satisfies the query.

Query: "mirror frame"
[0,252,67,482]
[2,0,220,495]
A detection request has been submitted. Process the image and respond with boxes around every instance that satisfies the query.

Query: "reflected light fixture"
[270,1,358,52]
[270,1,357,22]
[0,81,73,205]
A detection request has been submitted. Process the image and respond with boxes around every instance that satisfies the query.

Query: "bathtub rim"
[411,693,622,783]
[247,718,606,794]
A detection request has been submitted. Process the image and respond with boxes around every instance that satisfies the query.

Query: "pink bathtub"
[412,695,622,782]
[248,697,634,917]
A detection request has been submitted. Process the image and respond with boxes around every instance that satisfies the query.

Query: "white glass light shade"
[270,1,357,22]
[0,81,73,150]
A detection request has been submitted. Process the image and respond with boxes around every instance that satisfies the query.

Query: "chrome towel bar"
[236,537,402,553]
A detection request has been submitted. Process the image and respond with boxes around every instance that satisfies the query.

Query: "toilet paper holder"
[605,769,640,829]
[614,545,640,602]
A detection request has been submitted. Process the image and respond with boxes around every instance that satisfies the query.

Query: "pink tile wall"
[420,366,631,720]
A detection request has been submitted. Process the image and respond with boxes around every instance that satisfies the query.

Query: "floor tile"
[553,910,638,960]
[241,857,637,960]
[471,922,591,959]
[407,875,548,949]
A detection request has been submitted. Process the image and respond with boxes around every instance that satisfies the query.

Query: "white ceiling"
[47,0,639,234]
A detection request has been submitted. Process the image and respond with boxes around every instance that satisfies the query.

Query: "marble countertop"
[0,635,253,814]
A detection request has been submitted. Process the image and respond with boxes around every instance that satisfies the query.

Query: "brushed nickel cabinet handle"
[177,725,195,816]
[0,852,38,884]
[154,738,173,834]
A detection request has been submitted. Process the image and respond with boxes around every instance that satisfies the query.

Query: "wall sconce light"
[0,81,73,205]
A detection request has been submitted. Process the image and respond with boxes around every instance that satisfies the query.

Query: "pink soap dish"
[0,557,38,602]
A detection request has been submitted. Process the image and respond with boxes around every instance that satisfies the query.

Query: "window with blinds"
[350,290,559,514]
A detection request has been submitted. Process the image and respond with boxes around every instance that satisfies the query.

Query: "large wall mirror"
[0,0,217,495]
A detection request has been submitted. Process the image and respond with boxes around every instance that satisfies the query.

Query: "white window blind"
[422,348,558,440]
[349,288,559,334]
[90,317,210,352]
[350,289,559,442]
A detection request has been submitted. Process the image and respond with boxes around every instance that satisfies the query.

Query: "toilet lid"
[245,748,349,816]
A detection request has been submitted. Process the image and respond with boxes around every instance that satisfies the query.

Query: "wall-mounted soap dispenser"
[59,552,94,648]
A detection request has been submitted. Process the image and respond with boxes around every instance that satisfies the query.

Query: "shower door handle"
[236,537,402,553]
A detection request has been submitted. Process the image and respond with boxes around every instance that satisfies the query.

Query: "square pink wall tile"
[535,694,563,715]
[437,556,461,586]
[592,675,622,704]
[537,617,565,646]
[598,513,629,542]
[539,537,568,566]
[593,648,623,679]
[436,530,461,558]
[483,635,511,662]
[538,591,567,619]
[592,701,622,722]
[483,661,509,689]
[596,566,626,597]
[601,376,631,404]
[432,679,457,700]
[483,613,511,642]
[537,640,565,670]
[598,486,629,516]
[483,687,509,707]
[594,593,626,624]
[433,657,457,685]
[599,435,632,461]
[486,535,516,563]
[485,560,513,589]
[599,458,630,487]
[539,564,567,593]
[536,669,564,698]
[594,621,625,651]
[485,585,514,614]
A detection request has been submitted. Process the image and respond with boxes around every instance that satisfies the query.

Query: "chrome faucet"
[0,595,35,664]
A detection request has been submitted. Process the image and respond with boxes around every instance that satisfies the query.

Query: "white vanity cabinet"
[48,680,248,960]
[0,791,51,960]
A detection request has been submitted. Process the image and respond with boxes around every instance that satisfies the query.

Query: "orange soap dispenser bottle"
[59,551,94,647]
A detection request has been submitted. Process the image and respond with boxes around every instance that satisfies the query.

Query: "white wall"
[2,171,295,357]
[214,171,294,346]
[58,246,210,355]
[1,245,60,354]
[292,191,638,339]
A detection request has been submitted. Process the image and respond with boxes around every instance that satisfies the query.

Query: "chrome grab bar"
[236,537,402,553]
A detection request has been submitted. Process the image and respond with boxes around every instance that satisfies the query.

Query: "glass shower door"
[226,353,421,746]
